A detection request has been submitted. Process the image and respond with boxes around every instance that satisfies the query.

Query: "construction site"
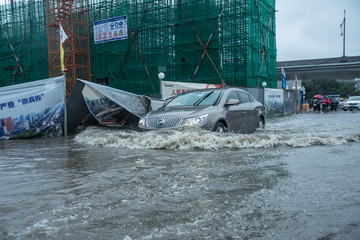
[0,0,276,96]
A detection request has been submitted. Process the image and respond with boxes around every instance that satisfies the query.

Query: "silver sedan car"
[343,96,360,111]
[138,87,265,133]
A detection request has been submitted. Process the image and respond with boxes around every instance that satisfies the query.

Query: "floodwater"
[1,110,360,240]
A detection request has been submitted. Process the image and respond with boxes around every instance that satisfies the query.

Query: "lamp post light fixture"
[262,82,267,88]
[158,72,165,80]
[300,86,306,105]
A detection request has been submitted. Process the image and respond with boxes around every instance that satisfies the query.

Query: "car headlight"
[139,117,146,126]
[182,114,208,126]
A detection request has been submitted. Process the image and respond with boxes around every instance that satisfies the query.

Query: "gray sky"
[276,0,360,61]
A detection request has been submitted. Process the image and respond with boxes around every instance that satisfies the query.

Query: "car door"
[237,91,257,132]
[224,91,246,132]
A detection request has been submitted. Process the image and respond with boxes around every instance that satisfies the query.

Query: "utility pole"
[340,9,346,57]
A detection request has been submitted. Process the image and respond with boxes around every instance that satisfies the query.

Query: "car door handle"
[241,111,246,115]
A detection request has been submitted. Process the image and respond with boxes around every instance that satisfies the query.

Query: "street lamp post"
[340,9,346,57]
[158,72,165,99]
[262,82,267,106]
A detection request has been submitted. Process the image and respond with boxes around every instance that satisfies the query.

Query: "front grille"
[147,116,182,129]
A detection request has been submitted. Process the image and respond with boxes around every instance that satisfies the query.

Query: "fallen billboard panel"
[67,79,164,133]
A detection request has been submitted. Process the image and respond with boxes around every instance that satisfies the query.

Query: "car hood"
[145,106,216,118]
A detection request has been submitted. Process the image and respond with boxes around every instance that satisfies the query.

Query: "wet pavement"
[1,110,359,239]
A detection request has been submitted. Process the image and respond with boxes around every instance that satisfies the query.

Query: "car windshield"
[166,90,222,107]
[348,96,360,101]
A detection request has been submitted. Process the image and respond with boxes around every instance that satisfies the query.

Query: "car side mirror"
[225,98,240,107]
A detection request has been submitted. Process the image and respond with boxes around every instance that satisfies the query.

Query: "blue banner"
[281,67,287,89]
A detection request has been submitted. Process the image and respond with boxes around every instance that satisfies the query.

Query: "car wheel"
[257,117,265,129]
[214,122,227,133]
[343,108,347,111]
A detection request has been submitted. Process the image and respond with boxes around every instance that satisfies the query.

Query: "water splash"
[74,119,360,150]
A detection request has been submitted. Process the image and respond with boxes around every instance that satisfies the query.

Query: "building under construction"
[0,0,276,96]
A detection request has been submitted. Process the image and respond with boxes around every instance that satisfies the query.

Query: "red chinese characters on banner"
[161,80,223,100]
[171,89,192,96]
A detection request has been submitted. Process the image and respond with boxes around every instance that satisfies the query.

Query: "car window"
[226,91,239,103]
[166,92,199,106]
[197,91,222,106]
[166,90,221,107]
[348,96,360,101]
[238,91,251,103]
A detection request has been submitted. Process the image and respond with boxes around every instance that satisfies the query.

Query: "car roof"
[182,86,247,94]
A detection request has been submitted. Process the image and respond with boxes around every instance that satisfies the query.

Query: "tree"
[303,79,357,101]
[338,84,356,98]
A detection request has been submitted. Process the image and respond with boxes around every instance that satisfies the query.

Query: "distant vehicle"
[312,98,321,111]
[343,96,360,111]
[328,95,340,111]
[312,95,323,111]
[138,87,265,133]
[338,97,346,109]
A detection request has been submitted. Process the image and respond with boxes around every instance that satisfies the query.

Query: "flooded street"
[1,110,360,239]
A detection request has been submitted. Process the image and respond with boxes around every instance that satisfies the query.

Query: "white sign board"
[94,16,128,44]
[264,88,284,117]
[161,80,222,100]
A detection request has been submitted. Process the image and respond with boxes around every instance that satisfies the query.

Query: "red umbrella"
[314,94,323,99]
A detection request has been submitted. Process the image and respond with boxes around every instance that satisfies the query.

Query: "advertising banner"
[0,76,66,139]
[94,16,128,44]
[161,80,222,100]
[264,88,284,117]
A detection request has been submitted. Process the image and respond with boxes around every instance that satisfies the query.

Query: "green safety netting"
[1,0,276,96]
[0,0,49,87]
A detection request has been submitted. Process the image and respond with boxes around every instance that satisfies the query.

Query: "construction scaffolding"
[46,0,91,95]
[0,0,49,87]
[1,0,276,96]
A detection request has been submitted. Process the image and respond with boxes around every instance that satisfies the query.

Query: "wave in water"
[74,126,360,150]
